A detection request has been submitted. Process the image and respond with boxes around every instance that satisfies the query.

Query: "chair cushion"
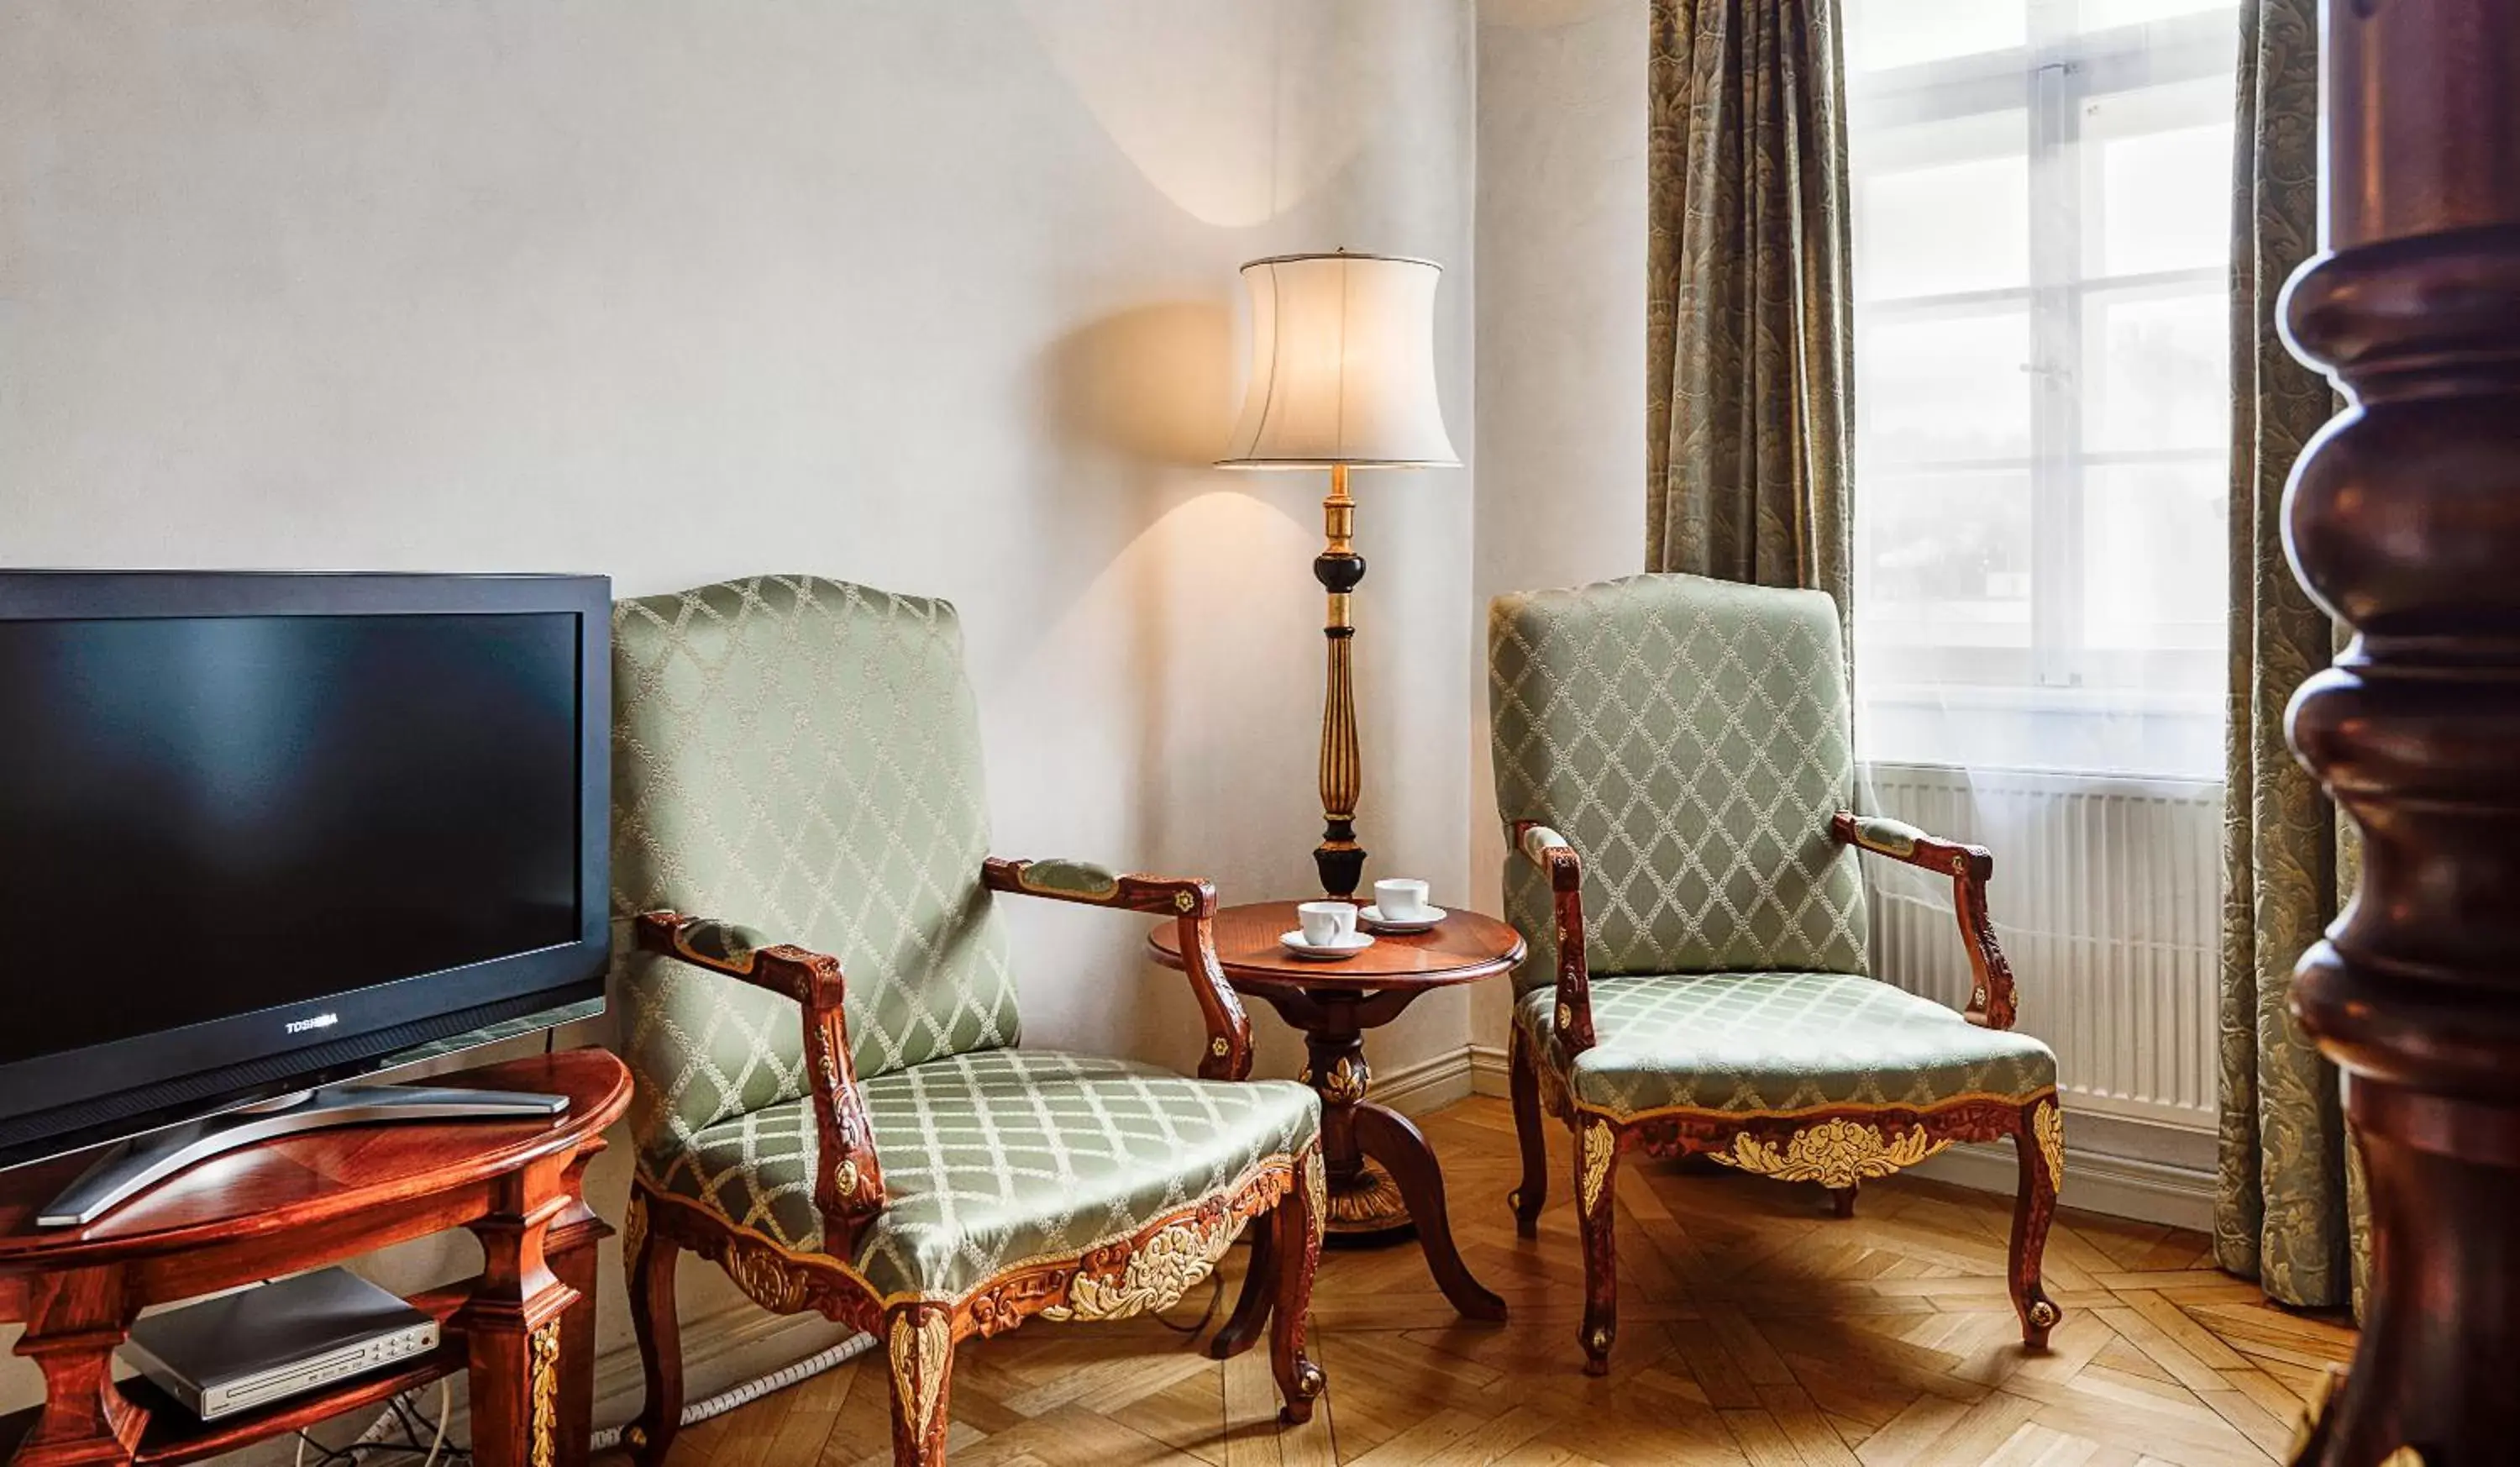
[1488,574,1869,990]
[612,576,1024,1159]
[644,1049,1321,1303]
[1517,971,2054,1122]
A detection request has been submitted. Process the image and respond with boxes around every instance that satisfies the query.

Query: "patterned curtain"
[2216,0,2366,1312]
[1644,0,1852,618]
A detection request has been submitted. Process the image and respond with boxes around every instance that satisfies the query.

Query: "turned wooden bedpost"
[2279,3,2520,1462]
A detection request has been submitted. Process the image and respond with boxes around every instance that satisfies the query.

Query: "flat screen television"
[0,570,611,1184]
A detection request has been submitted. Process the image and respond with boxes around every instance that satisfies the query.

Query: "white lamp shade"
[1218,252,1460,469]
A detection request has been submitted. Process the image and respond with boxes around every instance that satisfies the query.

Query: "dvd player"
[121,1269,440,1421]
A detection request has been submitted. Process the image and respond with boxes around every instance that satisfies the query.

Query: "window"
[1845,0,2236,778]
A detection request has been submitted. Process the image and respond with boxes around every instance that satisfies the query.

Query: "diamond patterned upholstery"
[643,1049,1319,1302]
[1488,573,1869,993]
[1514,972,2055,1121]
[613,576,1022,1159]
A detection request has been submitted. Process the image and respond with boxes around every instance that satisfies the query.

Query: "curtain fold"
[2217,0,2367,1313]
[1645,0,1852,615]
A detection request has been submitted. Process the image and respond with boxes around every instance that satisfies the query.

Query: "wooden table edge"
[0,1049,633,1270]
[1142,902,1526,991]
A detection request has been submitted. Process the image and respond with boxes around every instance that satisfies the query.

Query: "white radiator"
[1861,762,2223,1133]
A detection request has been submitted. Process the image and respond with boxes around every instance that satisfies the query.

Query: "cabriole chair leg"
[1208,1224,1275,1360]
[1573,1116,1620,1376]
[1270,1148,1330,1425]
[623,1195,682,1467]
[2010,1098,2064,1349]
[885,1305,955,1467]
[1507,1025,1550,1238]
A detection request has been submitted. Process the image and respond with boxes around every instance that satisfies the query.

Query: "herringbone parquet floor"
[653,1096,2352,1467]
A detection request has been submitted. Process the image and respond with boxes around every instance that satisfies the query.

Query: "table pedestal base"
[1288,1002,1506,1320]
[1323,1159,1412,1244]
[1144,902,1526,1350]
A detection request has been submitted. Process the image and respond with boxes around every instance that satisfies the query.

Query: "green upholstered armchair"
[1487,573,2063,1375]
[612,576,1326,1467]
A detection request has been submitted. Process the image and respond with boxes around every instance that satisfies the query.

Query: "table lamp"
[1218,250,1459,898]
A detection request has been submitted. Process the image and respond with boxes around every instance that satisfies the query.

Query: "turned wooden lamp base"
[1312,463,1369,901]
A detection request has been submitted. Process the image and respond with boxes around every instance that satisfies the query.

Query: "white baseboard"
[589,1298,864,1428]
[268,1301,864,1466]
[1370,1046,1479,1116]
[1902,1139,2215,1232]
[1457,1044,2213,1230]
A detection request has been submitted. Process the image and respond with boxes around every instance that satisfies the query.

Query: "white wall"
[0,0,1475,1420]
[1467,0,1646,1052]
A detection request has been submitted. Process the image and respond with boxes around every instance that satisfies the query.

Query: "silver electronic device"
[120,1268,440,1421]
[39,1083,568,1228]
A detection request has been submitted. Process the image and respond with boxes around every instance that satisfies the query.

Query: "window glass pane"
[1856,308,2033,464]
[2083,285,2228,453]
[1857,468,2034,656]
[1846,0,2025,72]
[2082,460,2227,655]
[1855,112,2030,297]
[2087,81,2232,276]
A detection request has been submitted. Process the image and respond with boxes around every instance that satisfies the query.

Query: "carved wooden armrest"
[1830,812,2019,1030]
[1509,823,1596,1056]
[979,857,1252,1081]
[633,910,887,1249]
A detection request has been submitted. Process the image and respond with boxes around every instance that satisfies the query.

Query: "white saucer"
[1360,904,1446,934]
[1278,928,1376,960]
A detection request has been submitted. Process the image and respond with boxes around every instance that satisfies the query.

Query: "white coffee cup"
[1296,900,1358,946]
[1373,878,1433,921]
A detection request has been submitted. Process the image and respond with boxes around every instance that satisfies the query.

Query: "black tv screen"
[0,573,610,1171]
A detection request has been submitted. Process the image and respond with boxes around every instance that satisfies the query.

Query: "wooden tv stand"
[0,1050,631,1467]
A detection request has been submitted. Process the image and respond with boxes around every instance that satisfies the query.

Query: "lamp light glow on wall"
[1218,250,1459,898]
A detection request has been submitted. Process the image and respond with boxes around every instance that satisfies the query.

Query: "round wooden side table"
[1148,900,1521,1324]
[0,1050,630,1467]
